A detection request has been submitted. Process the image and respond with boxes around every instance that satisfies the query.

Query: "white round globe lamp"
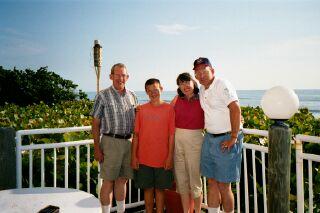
[261,86,299,120]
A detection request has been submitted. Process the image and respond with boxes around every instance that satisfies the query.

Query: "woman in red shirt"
[171,73,204,213]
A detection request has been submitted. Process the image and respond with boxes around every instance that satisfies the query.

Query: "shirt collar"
[203,77,217,92]
[111,85,127,96]
[181,94,199,101]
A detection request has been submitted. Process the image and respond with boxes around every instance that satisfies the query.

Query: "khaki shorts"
[174,128,204,198]
[100,135,133,180]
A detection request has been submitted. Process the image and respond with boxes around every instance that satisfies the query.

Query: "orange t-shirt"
[134,102,175,168]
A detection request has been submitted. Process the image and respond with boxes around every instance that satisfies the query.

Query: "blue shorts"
[200,131,243,183]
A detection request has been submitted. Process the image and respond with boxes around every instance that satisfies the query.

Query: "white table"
[0,187,101,213]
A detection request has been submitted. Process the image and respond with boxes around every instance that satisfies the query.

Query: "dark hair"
[145,78,161,91]
[176,72,199,97]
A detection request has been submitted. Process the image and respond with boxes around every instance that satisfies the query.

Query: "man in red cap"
[193,57,243,213]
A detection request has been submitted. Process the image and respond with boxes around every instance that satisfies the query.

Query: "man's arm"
[221,101,241,151]
[164,134,175,170]
[229,100,241,139]
[131,132,139,169]
[92,117,104,162]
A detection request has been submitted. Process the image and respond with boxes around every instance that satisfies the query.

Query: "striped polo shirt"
[91,85,138,135]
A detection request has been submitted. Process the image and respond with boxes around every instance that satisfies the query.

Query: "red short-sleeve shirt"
[174,96,204,129]
[134,102,175,168]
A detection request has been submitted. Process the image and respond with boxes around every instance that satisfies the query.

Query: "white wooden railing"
[15,126,92,189]
[295,134,320,213]
[15,127,320,212]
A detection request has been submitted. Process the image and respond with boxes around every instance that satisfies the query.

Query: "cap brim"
[193,63,211,70]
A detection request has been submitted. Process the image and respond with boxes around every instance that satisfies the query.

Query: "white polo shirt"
[199,77,239,134]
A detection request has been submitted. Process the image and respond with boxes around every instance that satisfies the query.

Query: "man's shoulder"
[125,88,137,97]
[99,86,112,95]
[215,77,226,84]
[97,87,113,99]
[215,78,238,101]
[214,78,234,91]
[92,87,109,102]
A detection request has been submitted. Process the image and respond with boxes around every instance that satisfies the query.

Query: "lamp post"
[93,40,102,94]
[261,86,299,213]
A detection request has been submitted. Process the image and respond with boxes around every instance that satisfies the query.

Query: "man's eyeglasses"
[113,74,128,79]
[194,69,209,78]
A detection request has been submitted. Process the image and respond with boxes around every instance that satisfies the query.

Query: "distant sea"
[87,89,320,117]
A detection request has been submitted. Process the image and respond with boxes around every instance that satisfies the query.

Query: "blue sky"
[1,0,319,92]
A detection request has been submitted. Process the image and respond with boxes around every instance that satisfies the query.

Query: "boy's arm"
[164,106,175,170]
[164,134,174,170]
[131,132,139,169]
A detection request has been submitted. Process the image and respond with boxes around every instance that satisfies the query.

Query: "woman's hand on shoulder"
[170,95,178,106]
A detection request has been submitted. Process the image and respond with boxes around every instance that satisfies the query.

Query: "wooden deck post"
[0,127,16,190]
[267,121,291,213]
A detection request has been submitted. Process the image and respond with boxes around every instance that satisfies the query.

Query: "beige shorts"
[174,128,204,198]
[100,135,133,180]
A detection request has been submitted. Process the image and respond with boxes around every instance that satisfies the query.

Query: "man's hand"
[135,104,141,113]
[131,155,139,170]
[224,100,241,152]
[220,137,237,152]
[164,156,173,170]
[94,146,104,163]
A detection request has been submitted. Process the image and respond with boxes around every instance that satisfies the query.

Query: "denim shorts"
[200,131,243,183]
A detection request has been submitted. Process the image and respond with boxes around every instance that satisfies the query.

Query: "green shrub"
[0,66,88,106]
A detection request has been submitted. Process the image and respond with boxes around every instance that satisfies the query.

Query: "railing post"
[295,138,304,213]
[16,131,22,188]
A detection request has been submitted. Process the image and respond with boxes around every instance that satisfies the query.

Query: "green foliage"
[242,106,320,136]
[0,66,88,106]
[0,100,92,130]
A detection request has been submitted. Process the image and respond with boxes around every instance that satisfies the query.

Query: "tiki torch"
[93,40,102,94]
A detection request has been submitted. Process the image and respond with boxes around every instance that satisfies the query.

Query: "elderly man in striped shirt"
[91,63,138,213]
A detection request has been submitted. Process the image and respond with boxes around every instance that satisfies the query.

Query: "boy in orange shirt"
[131,78,175,213]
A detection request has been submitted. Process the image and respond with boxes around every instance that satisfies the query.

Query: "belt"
[103,133,132,139]
[209,132,230,137]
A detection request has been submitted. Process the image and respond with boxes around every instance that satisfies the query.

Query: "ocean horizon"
[86,89,320,117]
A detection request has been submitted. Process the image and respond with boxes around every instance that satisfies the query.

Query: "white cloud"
[155,24,199,35]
